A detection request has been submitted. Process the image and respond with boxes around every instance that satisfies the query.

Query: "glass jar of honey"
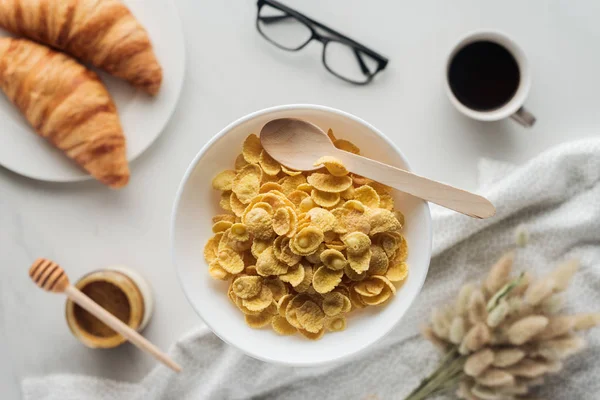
[65,266,153,349]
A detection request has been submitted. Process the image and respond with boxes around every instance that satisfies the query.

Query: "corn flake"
[242,134,262,164]
[242,286,273,311]
[299,197,317,212]
[271,315,297,335]
[212,220,233,233]
[314,156,349,177]
[296,301,325,333]
[204,234,222,264]
[322,292,347,316]
[305,243,326,264]
[280,174,307,196]
[256,247,289,276]
[213,214,236,224]
[233,276,262,299]
[379,193,394,210]
[354,185,380,208]
[311,189,341,208]
[229,192,246,216]
[294,265,314,293]
[369,245,389,275]
[273,236,302,266]
[259,150,281,176]
[279,263,305,287]
[235,154,249,170]
[251,239,272,259]
[297,183,313,193]
[208,261,230,280]
[259,182,284,194]
[325,316,347,332]
[298,328,325,340]
[288,190,310,207]
[320,249,347,271]
[263,278,287,301]
[369,209,402,235]
[230,223,250,241]
[220,191,233,211]
[218,247,245,274]
[334,139,360,154]
[327,128,337,142]
[344,263,367,281]
[245,312,273,328]
[342,232,371,255]
[212,170,236,191]
[307,173,353,193]
[290,226,324,256]
[387,261,409,283]
[313,265,343,294]
[281,165,303,176]
[243,207,274,240]
[232,164,262,204]
[273,207,292,236]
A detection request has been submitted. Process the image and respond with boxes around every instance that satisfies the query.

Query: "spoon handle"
[65,285,182,372]
[335,151,495,219]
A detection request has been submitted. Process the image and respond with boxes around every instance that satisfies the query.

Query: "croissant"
[0,0,162,95]
[0,37,129,188]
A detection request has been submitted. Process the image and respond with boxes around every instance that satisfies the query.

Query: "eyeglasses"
[256,0,389,85]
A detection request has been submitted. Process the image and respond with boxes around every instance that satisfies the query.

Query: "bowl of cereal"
[171,104,432,366]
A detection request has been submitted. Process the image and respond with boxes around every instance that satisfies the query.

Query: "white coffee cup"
[445,31,536,127]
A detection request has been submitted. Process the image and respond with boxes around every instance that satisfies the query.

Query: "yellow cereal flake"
[368,181,392,195]
[296,301,325,333]
[220,191,233,211]
[259,182,284,194]
[348,249,372,273]
[394,211,405,227]
[303,243,325,265]
[251,202,274,216]
[273,207,292,236]
[386,261,409,283]
[290,226,324,256]
[229,192,246,216]
[307,173,353,193]
[351,175,372,186]
[396,235,408,262]
[218,247,245,274]
[306,208,337,231]
[287,190,310,207]
[314,156,349,177]
[212,170,236,191]
[279,263,305,287]
[251,239,272,259]
[323,230,338,243]
[242,134,262,164]
[277,294,294,317]
[322,292,347,316]
[298,327,325,340]
[334,139,360,154]
[379,193,394,210]
[313,265,344,294]
[259,150,282,176]
[208,261,230,280]
[299,197,317,212]
[271,315,297,335]
[261,173,280,185]
[256,247,289,276]
[343,200,366,213]
[325,316,347,332]
[368,245,389,275]
[212,220,233,233]
[245,312,273,328]
[342,232,371,255]
[340,186,355,200]
[349,285,367,308]
[294,265,314,293]
[263,278,287,301]
[345,262,367,281]
[327,128,337,142]
[325,241,346,252]
[244,265,258,275]
[232,164,262,204]
[213,214,236,224]
[297,183,313,193]
[281,165,303,176]
[204,234,222,264]
[273,236,302,267]
[243,207,274,240]
[320,249,348,271]
[371,275,397,295]
[280,174,307,196]
[354,185,380,208]
[230,223,250,241]
[354,279,384,297]
[311,189,341,208]
[369,209,402,235]
[233,276,262,299]
[242,286,274,311]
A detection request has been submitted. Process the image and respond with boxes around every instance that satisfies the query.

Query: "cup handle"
[510,107,536,127]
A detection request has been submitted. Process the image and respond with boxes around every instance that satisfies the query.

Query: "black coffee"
[448,41,520,111]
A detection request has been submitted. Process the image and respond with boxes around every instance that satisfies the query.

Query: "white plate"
[0,0,185,183]
[171,105,433,366]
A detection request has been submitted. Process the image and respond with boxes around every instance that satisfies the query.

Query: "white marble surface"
[2,0,600,398]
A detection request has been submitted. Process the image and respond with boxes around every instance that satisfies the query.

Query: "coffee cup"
[445,31,535,127]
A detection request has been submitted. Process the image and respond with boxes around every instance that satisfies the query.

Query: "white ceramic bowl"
[171,104,432,366]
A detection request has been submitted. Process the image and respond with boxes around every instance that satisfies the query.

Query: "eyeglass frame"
[256,0,389,85]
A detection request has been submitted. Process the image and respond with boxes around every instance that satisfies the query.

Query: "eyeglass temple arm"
[353,50,370,75]
[258,14,294,24]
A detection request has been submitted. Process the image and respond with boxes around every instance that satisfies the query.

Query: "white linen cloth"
[22,139,600,400]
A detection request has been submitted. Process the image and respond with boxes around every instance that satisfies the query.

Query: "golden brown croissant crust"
[0,37,130,188]
[0,0,162,95]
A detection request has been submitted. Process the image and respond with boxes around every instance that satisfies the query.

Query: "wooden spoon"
[260,118,495,219]
[29,258,182,372]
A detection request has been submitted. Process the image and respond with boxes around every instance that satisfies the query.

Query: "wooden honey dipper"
[29,258,182,372]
